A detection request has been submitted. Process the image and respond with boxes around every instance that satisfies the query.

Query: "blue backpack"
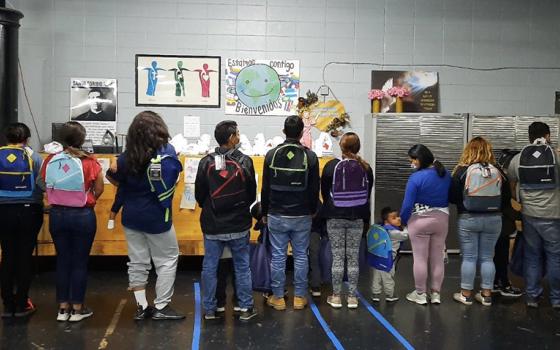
[366,224,393,272]
[0,146,35,198]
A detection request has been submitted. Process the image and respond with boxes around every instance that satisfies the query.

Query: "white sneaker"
[430,292,441,304]
[57,308,70,322]
[406,290,428,305]
[216,306,225,313]
[68,307,94,322]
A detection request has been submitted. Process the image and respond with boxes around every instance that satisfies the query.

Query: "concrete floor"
[1,256,559,350]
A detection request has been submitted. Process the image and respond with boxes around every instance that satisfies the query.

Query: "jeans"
[268,215,312,298]
[49,206,96,304]
[457,214,502,290]
[522,215,560,305]
[0,204,43,309]
[216,257,237,307]
[124,226,179,309]
[202,233,253,312]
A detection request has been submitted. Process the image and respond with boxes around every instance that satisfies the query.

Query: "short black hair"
[214,120,238,146]
[380,206,397,223]
[284,115,304,139]
[88,87,105,98]
[60,121,87,148]
[3,122,31,144]
[528,122,550,143]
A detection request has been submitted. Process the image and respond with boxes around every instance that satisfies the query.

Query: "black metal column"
[0,5,23,138]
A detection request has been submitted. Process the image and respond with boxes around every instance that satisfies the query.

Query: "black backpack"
[269,144,308,192]
[518,142,557,190]
[206,150,248,212]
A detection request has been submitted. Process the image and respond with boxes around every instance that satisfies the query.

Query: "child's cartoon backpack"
[0,146,35,198]
[45,152,87,207]
[366,224,393,272]
[269,144,308,192]
[206,150,248,212]
[518,139,557,190]
[331,159,369,207]
[462,163,502,212]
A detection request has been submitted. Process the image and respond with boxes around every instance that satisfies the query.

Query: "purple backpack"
[331,159,369,207]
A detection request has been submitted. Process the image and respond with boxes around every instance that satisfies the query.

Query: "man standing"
[195,120,257,321]
[508,122,560,309]
[261,115,320,311]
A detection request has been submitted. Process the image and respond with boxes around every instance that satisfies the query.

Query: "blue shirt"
[400,167,451,225]
[107,144,182,234]
[0,147,44,205]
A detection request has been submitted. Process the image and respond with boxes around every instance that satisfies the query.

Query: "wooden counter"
[37,155,332,256]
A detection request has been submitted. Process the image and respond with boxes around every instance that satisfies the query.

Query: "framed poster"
[70,78,117,145]
[555,91,560,114]
[135,54,221,108]
[225,59,299,116]
[371,71,439,113]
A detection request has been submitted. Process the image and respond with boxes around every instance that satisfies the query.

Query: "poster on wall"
[371,71,440,113]
[225,59,299,116]
[70,78,117,146]
[555,91,560,114]
[136,54,221,108]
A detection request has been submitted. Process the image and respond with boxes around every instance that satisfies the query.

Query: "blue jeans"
[522,215,560,305]
[457,214,502,290]
[49,207,96,304]
[201,233,253,312]
[268,215,312,297]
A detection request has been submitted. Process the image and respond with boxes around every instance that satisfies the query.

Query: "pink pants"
[408,210,449,293]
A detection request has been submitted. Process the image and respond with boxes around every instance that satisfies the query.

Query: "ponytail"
[342,151,370,171]
[433,159,447,178]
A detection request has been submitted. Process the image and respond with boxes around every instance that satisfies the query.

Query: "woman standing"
[0,123,44,318]
[107,111,184,321]
[39,122,104,322]
[321,132,374,309]
[450,137,509,306]
[401,144,451,305]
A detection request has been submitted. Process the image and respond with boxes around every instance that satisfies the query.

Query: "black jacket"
[261,139,320,217]
[195,147,257,235]
[321,158,374,221]
[449,165,512,215]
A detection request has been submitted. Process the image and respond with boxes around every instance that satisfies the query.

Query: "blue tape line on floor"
[309,298,345,350]
[355,291,415,350]
[192,282,201,350]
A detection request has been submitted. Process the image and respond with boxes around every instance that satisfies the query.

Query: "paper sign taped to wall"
[184,158,200,184]
[183,116,201,138]
[180,183,196,210]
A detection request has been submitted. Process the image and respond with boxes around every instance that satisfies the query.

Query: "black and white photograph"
[70,78,117,145]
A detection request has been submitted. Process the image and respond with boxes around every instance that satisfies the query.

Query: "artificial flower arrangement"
[368,89,385,113]
[386,86,410,113]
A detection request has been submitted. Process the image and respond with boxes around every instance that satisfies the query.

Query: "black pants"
[494,216,517,287]
[216,258,237,307]
[0,204,43,309]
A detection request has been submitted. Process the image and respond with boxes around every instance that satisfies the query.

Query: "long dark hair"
[408,144,446,177]
[340,132,370,170]
[126,111,170,175]
[60,121,89,158]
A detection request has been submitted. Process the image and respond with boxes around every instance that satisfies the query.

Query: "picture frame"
[135,54,221,108]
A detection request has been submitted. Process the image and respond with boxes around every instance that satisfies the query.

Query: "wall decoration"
[370,71,439,113]
[135,54,221,108]
[225,59,299,116]
[70,78,117,146]
[555,91,560,114]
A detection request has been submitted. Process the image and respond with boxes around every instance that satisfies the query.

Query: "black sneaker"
[310,287,321,297]
[526,296,539,308]
[552,303,560,311]
[1,304,15,318]
[500,285,523,298]
[239,308,257,321]
[14,299,37,318]
[134,304,154,320]
[152,305,185,320]
[69,307,94,322]
[216,305,226,313]
[204,310,220,320]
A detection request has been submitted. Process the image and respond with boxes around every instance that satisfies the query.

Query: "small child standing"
[371,207,408,302]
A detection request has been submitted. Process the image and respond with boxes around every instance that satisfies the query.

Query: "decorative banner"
[308,100,347,132]
[370,71,439,113]
[225,59,300,116]
[136,54,221,108]
[70,78,117,146]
